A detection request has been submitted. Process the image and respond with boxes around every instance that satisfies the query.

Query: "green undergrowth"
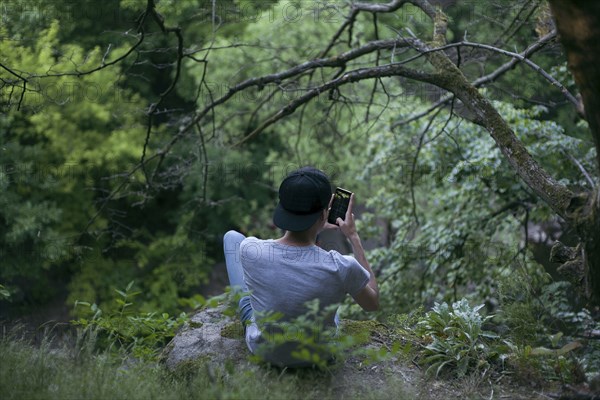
[7,279,593,399]
[0,331,414,400]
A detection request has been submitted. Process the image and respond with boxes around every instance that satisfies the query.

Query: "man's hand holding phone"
[325,190,380,311]
[335,193,358,240]
[324,187,353,231]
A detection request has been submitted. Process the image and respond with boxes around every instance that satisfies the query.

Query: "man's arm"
[334,194,379,311]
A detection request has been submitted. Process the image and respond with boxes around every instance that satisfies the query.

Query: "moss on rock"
[220,321,244,339]
[189,321,203,329]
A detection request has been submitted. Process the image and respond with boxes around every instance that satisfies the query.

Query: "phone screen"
[328,187,352,224]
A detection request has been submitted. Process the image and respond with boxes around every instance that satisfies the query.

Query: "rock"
[160,304,249,370]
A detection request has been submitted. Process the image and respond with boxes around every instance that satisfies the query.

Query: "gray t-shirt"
[240,237,370,366]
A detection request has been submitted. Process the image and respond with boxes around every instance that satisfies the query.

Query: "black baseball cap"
[273,167,332,232]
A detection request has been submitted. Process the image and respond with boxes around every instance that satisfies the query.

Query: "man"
[223,166,379,367]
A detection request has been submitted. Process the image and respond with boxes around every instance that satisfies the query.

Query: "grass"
[0,328,414,400]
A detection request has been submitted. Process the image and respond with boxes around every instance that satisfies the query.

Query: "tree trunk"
[549,0,600,175]
[549,0,600,307]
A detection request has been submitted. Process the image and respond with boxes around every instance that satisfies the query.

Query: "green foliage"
[0,18,147,305]
[0,284,11,301]
[415,299,498,378]
[246,298,397,369]
[496,269,599,384]
[362,100,594,314]
[72,281,188,360]
[249,299,342,369]
[1,12,219,313]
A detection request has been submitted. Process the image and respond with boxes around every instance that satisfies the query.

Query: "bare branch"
[232,63,441,146]
[32,31,146,80]
[454,40,579,107]
[492,0,540,48]
[0,62,28,110]
[184,38,414,134]
[141,26,185,185]
[398,35,576,107]
[352,0,435,19]
[409,107,444,226]
[472,29,557,86]
[351,0,408,13]
[563,150,596,187]
[319,8,359,58]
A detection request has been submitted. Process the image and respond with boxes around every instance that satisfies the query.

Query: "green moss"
[339,319,388,346]
[220,321,244,339]
[189,321,203,329]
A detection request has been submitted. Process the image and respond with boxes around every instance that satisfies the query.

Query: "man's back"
[241,237,369,325]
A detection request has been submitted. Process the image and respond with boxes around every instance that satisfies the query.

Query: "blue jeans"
[223,230,253,325]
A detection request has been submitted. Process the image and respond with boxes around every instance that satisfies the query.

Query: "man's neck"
[278,230,317,246]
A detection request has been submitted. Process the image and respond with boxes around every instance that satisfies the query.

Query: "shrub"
[72,281,188,360]
[415,298,498,378]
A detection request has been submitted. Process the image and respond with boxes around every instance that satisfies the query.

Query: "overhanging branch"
[232,63,441,146]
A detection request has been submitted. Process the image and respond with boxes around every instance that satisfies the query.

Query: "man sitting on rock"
[223,166,379,368]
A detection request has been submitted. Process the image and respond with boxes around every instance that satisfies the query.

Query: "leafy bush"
[497,270,598,384]
[415,299,499,378]
[72,281,188,360]
[361,101,595,315]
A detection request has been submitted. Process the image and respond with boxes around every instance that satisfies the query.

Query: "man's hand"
[322,193,340,230]
[336,193,358,239]
[322,193,358,236]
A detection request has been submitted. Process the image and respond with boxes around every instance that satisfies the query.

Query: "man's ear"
[321,208,328,221]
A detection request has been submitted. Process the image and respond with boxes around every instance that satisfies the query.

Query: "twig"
[430,39,578,107]
[562,150,596,187]
[0,62,28,110]
[144,26,185,185]
[231,63,440,146]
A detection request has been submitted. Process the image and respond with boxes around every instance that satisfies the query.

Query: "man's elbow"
[353,286,380,312]
[363,296,379,312]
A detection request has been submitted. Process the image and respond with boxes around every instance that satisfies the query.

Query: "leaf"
[480,331,499,339]
[435,360,453,377]
[549,332,563,347]
[530,341,582,356]
[473,304,485,313]
[556,341,582,355]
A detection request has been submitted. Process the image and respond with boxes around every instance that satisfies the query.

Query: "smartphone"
[328,187,352,225]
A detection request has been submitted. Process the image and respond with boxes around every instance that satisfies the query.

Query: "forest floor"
[0,316,589,400]
[2,296,595,400]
